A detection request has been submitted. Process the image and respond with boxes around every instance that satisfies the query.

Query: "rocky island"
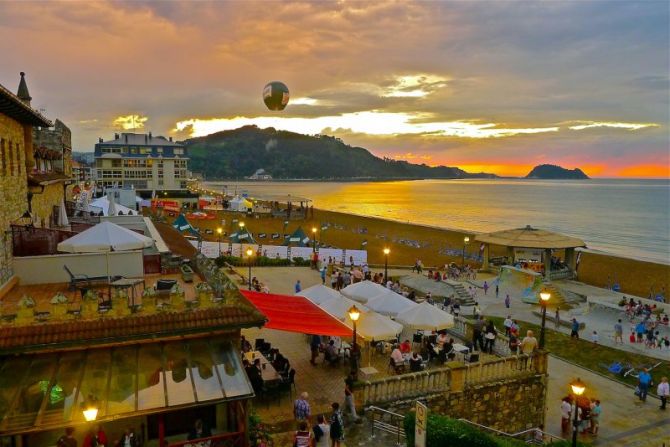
[525,164,589,180]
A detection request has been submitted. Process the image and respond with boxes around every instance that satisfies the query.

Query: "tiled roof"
[0,81,51,127]
[0,305,266,354]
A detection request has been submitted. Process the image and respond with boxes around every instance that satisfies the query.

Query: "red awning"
[240,290,354,337]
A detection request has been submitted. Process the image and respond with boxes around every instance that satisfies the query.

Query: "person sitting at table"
[272,352,288,372]
[240,335,252,353]
[245,359,264,395]
[409,352,424,372]
[400,339,412,354]
[436,331,448,348]
[390,344,404,366]
[324,340,340,366]
[439,338,456,363]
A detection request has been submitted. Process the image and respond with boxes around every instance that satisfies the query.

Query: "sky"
[0,0,668,178]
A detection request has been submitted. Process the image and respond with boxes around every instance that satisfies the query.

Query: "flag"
[480,243,485,252]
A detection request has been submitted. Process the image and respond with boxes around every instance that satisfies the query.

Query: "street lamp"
[246,248,254,291]
[239,221,245,230]
[539,290,551,349]
[570,378,586,447]
[216,227,223,256]
[82,395,99,422]
[348,305,361,381]
[462,236,470,267]
[383,248,390,281]
[312,227,317,253]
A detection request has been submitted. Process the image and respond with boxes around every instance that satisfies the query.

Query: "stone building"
[0,73,52,292]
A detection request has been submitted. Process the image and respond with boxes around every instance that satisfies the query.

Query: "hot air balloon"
[263,81,290,111]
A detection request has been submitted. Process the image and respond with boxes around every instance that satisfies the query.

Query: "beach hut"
[395,301,454,331]
[283,226,311,247]
[341,280,388,304]
[365,289,418,317]
[319,295,369,321]
[297,284,343,305]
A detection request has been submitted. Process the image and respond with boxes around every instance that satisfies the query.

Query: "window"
[157,179,164,186]
[111,160,122,168]
[101,146,122,154]
[180,181,188,189]
[147,159,153,167]
[140,147,152,155]
[7,141,13,176]
[156,147,163,154]
[174,148,184,155]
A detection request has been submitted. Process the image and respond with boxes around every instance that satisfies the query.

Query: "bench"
[63,265,121,291]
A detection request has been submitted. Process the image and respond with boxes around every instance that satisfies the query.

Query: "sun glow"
[113,114,148,130]
[568,121,658,131]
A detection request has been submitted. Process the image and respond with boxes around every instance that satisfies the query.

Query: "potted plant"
[81,289,99,318]
[50,292,69,319]
[196,282,214,308]
[171,283,185,310]
[142,287,157,312]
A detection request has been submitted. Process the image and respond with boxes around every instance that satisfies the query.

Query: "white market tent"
[319,295,369,321]
[396,301,455,331]
[57,198,69,227]
[345,310,403,341]
[297,284,344,305]
[229,196,253,212]
[341,280,388,304]
[57,221,154,253]
[365,289,418,316]
[88,197,135,216]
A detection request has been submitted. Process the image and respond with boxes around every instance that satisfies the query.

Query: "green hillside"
[184,126,495,180]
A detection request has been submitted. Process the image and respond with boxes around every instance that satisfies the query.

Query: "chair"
[279,368,296,397]
[466,353,480,363]
[254,338,265,351]
[63,265,119,291]
[412,333,423,344]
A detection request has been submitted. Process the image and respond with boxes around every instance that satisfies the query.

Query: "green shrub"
[292,256,311,266]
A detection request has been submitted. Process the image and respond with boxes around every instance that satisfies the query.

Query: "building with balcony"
[94,133,190,195]
[71,160,92,183]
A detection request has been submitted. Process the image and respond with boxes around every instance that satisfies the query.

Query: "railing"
[458,419,564,444]
[361,367,452,405]
[10,225,77,257]
[463,354,535,385]
[168,431,245,447]
[446,315,513,357]
[366,406,406,446]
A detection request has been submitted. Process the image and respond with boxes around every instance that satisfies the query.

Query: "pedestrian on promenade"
[329,402,345,447]
[658,377,669,410]
[635,321,646,343]
[570,318,580,339]
[313,415,330,447]
[612,319,623,344]
[629,330,636,343]
[590,399,601,435]
[295,280,302,293]
[503,315,513,336]
[320,267,326,285]
[483,281,489,295]
[560,397,572,433]
[637,368,653,402]
[294,392,311,423]
[554,309,560,330]
[344,372,360,422]
[293,421,312,447]
[505,294,511,308]
[591,331,599,344]
[310,335,321,365]
[495,284,499,298]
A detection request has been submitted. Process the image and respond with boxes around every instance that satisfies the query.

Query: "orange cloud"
[617,164,670,178]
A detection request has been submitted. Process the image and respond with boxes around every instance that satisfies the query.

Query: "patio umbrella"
[57,198,69,227]
[57,221,154,253]
[344,310,403,366]
[365,289,418,316]
[341,280,387,304]
[395,301,454,331]
[297,284,343,305]
[319,295,368,321]
[107,194,118,216]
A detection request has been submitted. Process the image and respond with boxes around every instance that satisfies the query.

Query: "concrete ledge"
[0,276,18,301]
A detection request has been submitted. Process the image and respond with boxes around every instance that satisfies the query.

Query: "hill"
[525,164,589,180]
[184,126,495,180]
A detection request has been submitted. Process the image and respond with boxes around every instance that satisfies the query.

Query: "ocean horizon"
[203,178,670,265]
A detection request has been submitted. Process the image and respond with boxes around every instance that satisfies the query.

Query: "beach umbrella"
[319,295,369,321]
[344,310,403,341]
[396,301,454,331]
[365,289,418,316]
[297,284,343,305]
[57,198,69,227]
[263,81,290,111]
[341,280,387,304]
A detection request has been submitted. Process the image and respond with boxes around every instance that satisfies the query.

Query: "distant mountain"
[525,164,589,180]
[184,126,496,180]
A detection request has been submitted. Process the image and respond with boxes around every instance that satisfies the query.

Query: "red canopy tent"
[240,290,356,337]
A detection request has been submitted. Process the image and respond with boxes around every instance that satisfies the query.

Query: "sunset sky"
[0,0,668,178]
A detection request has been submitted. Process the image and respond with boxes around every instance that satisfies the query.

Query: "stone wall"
[0,113,29,288]
[30,182,64,228]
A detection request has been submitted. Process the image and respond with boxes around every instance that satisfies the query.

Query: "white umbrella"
[107,194,118,216]
[365,289,418,316]
[341,280,387,303]
[297,284,343,305]
[344,310,403,341]
[396,301,455,331]
[57,198,69,227]
[319,295,369,321]
[89,197,134,216]
[57,221,154,253]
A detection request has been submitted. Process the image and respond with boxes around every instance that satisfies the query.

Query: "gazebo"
[475,225,586,278]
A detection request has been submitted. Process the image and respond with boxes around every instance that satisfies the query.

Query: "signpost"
[415,401,427,447]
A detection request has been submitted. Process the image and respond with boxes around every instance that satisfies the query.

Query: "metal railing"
[458,419,564,444]
[366,405,406,446]
[168,431,245,447]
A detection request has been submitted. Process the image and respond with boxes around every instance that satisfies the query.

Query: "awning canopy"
[241,290,354,337]
[475,225,586,249]
[297,284,344,305]
[341,280,388,304]
[0,338,252,436]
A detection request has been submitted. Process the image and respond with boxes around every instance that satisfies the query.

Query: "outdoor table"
[110,278,145,307]
[452,343,470,361]
[359,366,379,380]
[244,351,281,384]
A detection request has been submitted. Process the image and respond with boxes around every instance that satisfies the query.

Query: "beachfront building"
[476,225,586,279]
[0,72,52,292]
[71,160,93,183]
[94,132,190,195]
[247,168,272,180]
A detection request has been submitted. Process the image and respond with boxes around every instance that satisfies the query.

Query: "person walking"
[293,392,311,422]
[495,284,499,298]
[614,319,624,344]
[313,414,331,447]
[344,372,360,422]
[483,281,489,295]
[329,402,345,447]
[560,397,572,434]
[320,266,327,285]
[504,294,511,309]
[570,318,580,339]
[657,377,669,410]
[554,308,560,330]
[590,400,601,435]
[638,368,653,402]
[310,335,321,365]
[293,421,313,447]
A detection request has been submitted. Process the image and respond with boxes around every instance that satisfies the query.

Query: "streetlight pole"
[570,378,586,447]
[216,227,223,256]
[539,290,551,349]
[246,248,253,291]
[462,236,470,267]
[312,227,317,253]
[383,248,390,282]
[348,305,361,381]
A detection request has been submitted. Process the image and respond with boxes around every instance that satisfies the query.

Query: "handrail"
[458,419,564,443]
[168,431,245,447]
[365,405,404,418]
[366,405,406,446]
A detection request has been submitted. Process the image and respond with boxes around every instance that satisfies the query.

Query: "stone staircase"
[541,281,568,308]
[445,280,476,306]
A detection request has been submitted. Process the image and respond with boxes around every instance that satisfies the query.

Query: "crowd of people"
[57,425,139,447]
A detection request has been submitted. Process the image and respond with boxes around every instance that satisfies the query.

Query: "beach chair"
[63,265,120,291]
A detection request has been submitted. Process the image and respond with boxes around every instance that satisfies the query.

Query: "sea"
[202,178,670,264]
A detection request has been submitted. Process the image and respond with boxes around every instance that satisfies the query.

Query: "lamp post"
[570,378,586,447]
[383,248,390,281]
[348,305,361,380]
[82,395,99,422]
[539,290,551,349]
[246,248,254,290]
[312,227,317,253]
[216,227,223,256]
[462,236,470,267]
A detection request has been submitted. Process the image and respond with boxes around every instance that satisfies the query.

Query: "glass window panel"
[40,352,85,427]
[5,355,58,431]
[163,342,194,406]
[0,357,32,424]
[211,341,253,398]
[76,350,111,423]
[107,346,138,416]
[137,344,166,411]
[188,340,224,402]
